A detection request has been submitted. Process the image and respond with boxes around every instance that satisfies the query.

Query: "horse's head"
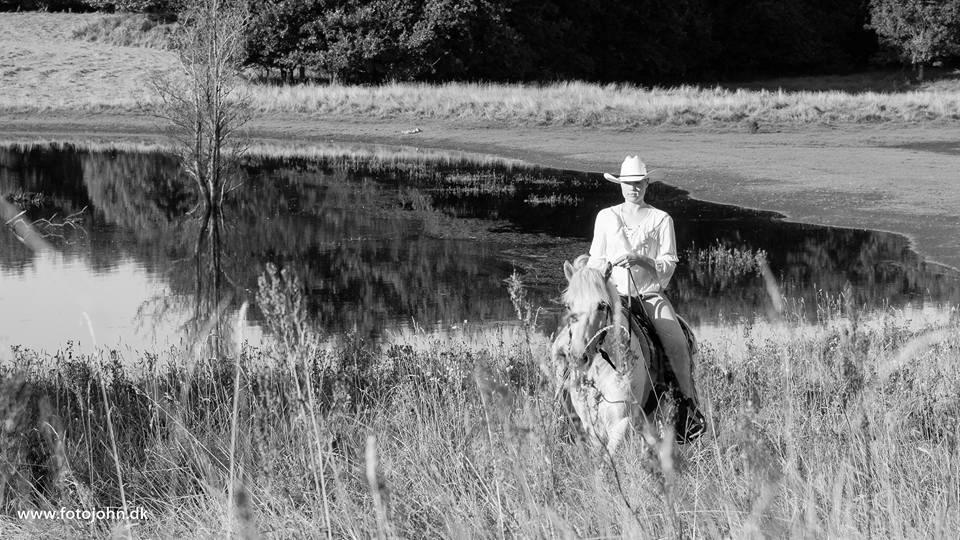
[558,255,620,366]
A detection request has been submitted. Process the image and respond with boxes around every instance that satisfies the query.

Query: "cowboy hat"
[603,155,652,184]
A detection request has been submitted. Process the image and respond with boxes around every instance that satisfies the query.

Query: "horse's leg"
[590,357,637,454]
[594,395,631,454]
[568,385,603,448]
[606,416,631,454]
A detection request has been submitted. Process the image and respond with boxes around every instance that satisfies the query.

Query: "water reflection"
[1,144,958,352]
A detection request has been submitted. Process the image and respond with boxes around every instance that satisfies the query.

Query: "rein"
[569,302,629,372]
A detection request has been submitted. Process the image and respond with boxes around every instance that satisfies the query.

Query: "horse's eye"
[569,314,579,323]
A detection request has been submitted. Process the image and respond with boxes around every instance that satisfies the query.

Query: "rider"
[587,155,705,442]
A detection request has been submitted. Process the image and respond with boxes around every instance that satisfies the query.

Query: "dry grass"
[0,13,179,111]
[70,14,178,50]
[2,263,959,537]
[241,80,960,127]
[3,13,960,128]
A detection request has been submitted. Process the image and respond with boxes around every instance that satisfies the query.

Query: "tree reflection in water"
[1,144,958,350]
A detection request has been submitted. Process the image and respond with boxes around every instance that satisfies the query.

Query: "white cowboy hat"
[603,155,652,184]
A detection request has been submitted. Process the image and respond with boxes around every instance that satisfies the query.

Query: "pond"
[2,144,958,353]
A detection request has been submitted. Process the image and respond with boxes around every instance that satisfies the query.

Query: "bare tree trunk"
[151,0,250,355]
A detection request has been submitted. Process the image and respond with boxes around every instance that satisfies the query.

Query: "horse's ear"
[563,260,575,282]
[603,262,613,281]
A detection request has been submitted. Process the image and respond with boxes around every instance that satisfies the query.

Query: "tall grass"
[240,80,960,127]
[2,270,958,537]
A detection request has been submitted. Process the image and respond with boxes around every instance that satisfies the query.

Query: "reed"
[524,193,582,206]
[686,241,770,291]
[0,139,531,171]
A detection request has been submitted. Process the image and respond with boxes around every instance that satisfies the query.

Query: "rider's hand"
[612,252,656,270]
[610,253,631,267]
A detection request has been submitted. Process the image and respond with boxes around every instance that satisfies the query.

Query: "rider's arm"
[654,214,680,288]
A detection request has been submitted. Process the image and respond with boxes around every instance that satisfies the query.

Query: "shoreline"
[3,110,960,272]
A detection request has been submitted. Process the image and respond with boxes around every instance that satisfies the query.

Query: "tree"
[245,0,325,81]
[403,0,522,81]
[152,0,251,349]
[868,0,960,80]
[304,0,410,83]
[159,0,249,217]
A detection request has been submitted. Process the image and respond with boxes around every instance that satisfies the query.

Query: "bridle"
[566,300,620,372]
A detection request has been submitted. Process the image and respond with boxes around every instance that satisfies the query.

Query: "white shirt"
[587,203,679,295]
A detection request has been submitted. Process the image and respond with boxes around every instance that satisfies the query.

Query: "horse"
[550,254,699,453]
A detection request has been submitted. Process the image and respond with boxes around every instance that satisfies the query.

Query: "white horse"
[550,255,698,453]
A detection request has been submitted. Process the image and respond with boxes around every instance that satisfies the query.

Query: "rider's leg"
[641,293,699,405]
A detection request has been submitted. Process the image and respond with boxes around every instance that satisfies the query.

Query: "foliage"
[240,0,883,83]
[245,0,522,83]
[868,0,960,79]
[80,0,182,15]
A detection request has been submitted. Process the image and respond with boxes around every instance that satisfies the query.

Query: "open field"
[3,13,960,128]
[2,285,959,537]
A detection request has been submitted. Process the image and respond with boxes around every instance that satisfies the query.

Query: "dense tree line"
[4,0,960,83]
[241,0,883,83]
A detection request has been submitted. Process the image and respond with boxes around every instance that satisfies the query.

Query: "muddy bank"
[2,110,959,270]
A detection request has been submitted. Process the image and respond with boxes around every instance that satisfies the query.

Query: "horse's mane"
[562,254,618,308]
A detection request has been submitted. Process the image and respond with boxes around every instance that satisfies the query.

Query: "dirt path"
[2,110,959,270]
